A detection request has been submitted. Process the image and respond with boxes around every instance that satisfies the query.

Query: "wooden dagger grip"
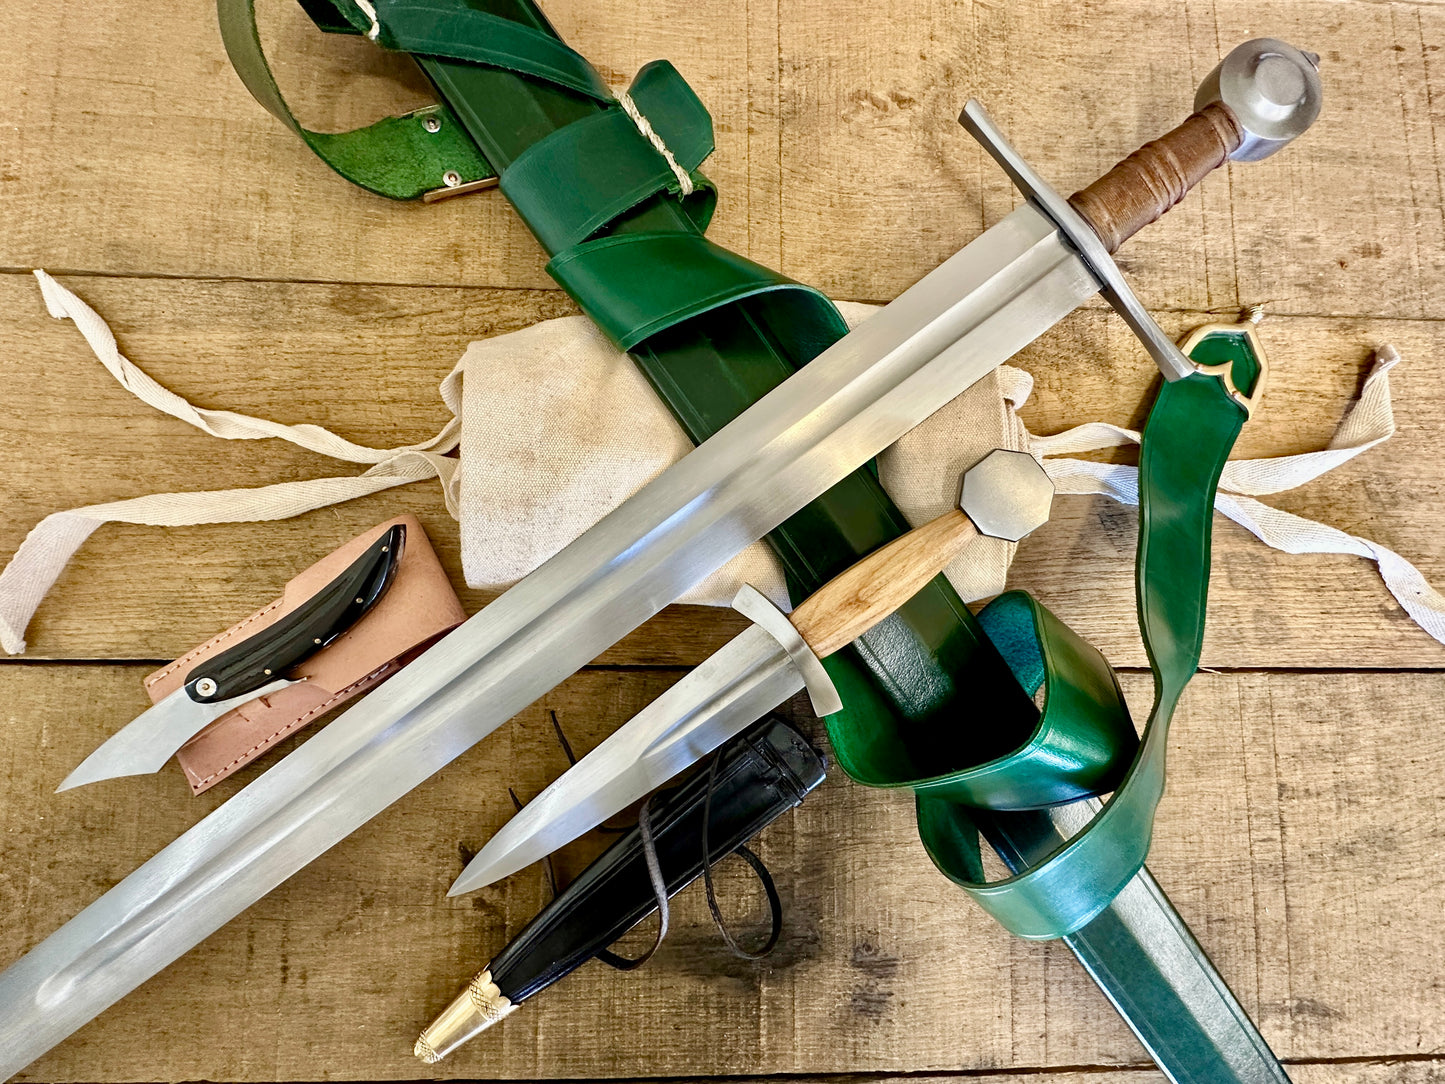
[1068,102,1244,253]
[789,509,978,658]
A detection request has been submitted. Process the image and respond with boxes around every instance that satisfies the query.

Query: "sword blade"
[449,623,802,894]
[0,204,1099,1079]
[985,802,1292,1084]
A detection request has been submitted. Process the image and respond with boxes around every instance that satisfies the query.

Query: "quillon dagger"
[450,450,1055,894]
[0,41,1319,1079]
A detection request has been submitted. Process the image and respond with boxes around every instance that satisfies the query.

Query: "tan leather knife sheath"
[142,515,467,794]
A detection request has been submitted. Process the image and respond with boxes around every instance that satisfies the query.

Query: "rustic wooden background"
[2,0,1443,1081]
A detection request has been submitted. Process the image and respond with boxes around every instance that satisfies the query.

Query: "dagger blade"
[0,203,1099,1079]
[449,623,803,894]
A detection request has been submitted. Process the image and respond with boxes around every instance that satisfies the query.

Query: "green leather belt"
[220,0,1260,939]
[899,325,1262,937]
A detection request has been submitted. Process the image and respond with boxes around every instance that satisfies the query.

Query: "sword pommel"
[1068,38,1321,252]
[1196,38,1323,163]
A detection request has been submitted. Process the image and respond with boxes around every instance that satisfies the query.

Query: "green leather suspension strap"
[860,326,1263,939]
[219,0,495,199]
[222,0,843,361]
[501,62,717,252]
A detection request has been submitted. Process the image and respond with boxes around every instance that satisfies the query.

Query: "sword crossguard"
[961,39,1320,393]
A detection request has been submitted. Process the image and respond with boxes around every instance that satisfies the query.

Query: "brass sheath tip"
[414,966,517,1063]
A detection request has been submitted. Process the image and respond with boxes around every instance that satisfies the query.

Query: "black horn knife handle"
[183,524,406,704]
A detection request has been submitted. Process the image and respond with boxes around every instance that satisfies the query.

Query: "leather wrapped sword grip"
[1068,102,1244,253]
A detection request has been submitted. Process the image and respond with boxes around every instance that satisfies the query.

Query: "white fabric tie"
[2,274,1439,661]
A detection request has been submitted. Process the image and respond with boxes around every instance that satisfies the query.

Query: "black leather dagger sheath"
[415,716,826,1062]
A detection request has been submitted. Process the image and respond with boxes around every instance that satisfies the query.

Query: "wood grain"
[1,0,1442,1080]
[776,0,1445,317]
[4,273,1442,669]
[0,1,1436,320]
[0,0,772,288]
[2,666,1442,1081]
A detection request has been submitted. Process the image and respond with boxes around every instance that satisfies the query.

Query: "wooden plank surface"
[4,273,1442,668]
[3,668,1443,1081]
[2,0,1444,1082]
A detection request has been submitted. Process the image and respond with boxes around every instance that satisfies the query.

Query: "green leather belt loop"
[502,64,716,252]
[548,233,838,353]
[218,0,494,200]
[361,0,613,102]
[860,326,1263,940]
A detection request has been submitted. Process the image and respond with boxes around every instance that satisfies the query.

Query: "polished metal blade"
[56,679,298,792]
[0,204,1100,1079]
[984,801,1292,1084]
[449,624,802,895]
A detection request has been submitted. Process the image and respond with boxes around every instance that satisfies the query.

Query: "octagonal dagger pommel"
[787,449,1053,659]
[959,448,1054,543]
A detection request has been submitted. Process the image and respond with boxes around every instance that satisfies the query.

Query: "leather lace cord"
[534,716,783,969]
[700,752,783,960]
[595,796,670,970]
[597,753,783,968]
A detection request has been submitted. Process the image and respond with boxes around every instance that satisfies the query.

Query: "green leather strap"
[231,0,838,363]
[549,234,838,352]
[502,62,716,253]
[218,0,494,199]
[828,326,1263,940]
[356,0,612,101]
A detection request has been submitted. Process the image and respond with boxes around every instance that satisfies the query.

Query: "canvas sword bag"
[5,273,1444,663]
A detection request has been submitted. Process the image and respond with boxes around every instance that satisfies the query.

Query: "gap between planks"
[9,266,1445,327]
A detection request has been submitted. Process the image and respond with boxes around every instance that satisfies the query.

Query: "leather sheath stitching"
[188,659,399,788]
[145,598,284,689]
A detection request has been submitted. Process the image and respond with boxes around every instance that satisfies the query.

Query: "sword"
[0,40,1320,1079]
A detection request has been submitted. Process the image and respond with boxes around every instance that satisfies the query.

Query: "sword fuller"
[0,204,1100,1077]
